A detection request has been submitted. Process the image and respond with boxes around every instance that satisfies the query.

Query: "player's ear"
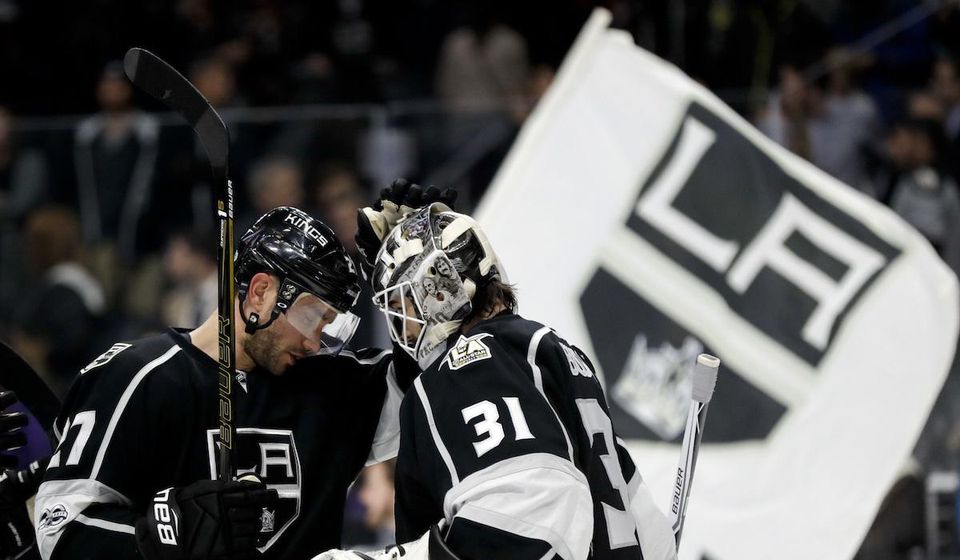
[247,272,277,310]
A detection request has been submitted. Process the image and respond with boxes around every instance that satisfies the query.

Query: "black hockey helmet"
[236,207,361,349]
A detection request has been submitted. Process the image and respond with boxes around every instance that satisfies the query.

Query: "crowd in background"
[2,0,960,554]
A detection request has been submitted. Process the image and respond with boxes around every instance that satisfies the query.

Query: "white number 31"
[461,397,534,457]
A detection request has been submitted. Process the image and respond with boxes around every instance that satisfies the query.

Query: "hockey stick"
[0,340,60,432]
[670,353,719,549]
[123,48,236,481]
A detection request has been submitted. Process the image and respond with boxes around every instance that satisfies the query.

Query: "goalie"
[320,200,676,560]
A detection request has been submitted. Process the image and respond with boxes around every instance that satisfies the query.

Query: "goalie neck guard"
[371,203,505,368]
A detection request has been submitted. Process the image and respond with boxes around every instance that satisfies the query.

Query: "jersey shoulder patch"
[79,342,132,375]
[441,333,494,371]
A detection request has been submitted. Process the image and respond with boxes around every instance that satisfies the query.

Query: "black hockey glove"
[135,477,279,560]
[0,392,28,469]
[0,459,46,560]
[355,178,458,276]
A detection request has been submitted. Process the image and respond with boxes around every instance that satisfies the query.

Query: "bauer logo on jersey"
[207,428,301,551]
[80,343,132,375]
[443,333,494,371]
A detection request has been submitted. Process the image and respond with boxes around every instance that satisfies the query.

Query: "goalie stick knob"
[691,354,719,404]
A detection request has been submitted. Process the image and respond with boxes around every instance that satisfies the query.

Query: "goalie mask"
[372,203,505,368]
[236,206,361,355]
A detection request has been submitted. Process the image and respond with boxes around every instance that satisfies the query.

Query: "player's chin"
[267,352,297,376]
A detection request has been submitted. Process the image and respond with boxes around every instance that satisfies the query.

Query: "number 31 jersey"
[394,313,677,560]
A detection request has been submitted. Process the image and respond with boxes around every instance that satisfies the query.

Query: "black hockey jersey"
[394,313,676,560]
[36,329,405,560]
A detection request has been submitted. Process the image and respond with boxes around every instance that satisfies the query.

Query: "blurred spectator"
[832,0,937,121]
[238,155,305,234]
[160,228,216,329]
[182,55,256,233]
[73,61,159,261]
[311,163,387,350]
[9,206,105,399]
[0,106,49,324]
[191,55,241,110]
[0,106,48,223]
[431,4,531,206]
[868,118,960,268]
[757,61,880,188]
[931,56,960,181]
[163,0,242,69]
[312,163,364,252]
[906,90,946,122]
[435,4,530,122]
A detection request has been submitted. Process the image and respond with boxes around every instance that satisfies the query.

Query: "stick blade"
[122,47,229,170]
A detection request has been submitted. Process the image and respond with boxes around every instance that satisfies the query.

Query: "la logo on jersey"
[80,343,132,375]
[206,428,300,551]
[443,333,494,371]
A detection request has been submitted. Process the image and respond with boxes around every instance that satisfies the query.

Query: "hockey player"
[34,206,417,560]
[320,203,677,560]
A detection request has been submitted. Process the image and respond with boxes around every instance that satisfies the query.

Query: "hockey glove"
[311,525,460,560]
[355,179,458,275]
[135,477,279,560]
[0,392,28,469]
[0,459,46,560]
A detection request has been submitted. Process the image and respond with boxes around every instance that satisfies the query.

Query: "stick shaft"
[123,47,236,481]
[671,400,710,546]
[215,178,236,481]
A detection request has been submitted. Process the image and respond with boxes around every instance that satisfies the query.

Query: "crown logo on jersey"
[260,507,275,533]
[443,333,493,371]
[611,334,702,440]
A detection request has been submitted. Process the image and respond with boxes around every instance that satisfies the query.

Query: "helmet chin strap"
[238,285,282,334]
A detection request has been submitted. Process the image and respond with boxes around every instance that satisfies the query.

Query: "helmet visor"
[285,293,360,356]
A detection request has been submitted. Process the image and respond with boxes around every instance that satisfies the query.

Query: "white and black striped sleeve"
[36,341,185,560]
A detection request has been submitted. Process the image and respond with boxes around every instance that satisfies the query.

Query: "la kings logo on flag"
[207,429,301,551]
[580,102,899,442]
[477,13,957,556]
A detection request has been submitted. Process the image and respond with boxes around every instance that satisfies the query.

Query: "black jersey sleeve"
[539,330,677,560]
[35,339,190,560]
[394,329,596,560]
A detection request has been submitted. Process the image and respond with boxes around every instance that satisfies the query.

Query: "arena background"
[1,0,960,558]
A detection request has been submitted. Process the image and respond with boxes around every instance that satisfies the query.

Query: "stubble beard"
[245,326,290,376]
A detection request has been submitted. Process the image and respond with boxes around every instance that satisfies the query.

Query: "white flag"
[477,8,959,560]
